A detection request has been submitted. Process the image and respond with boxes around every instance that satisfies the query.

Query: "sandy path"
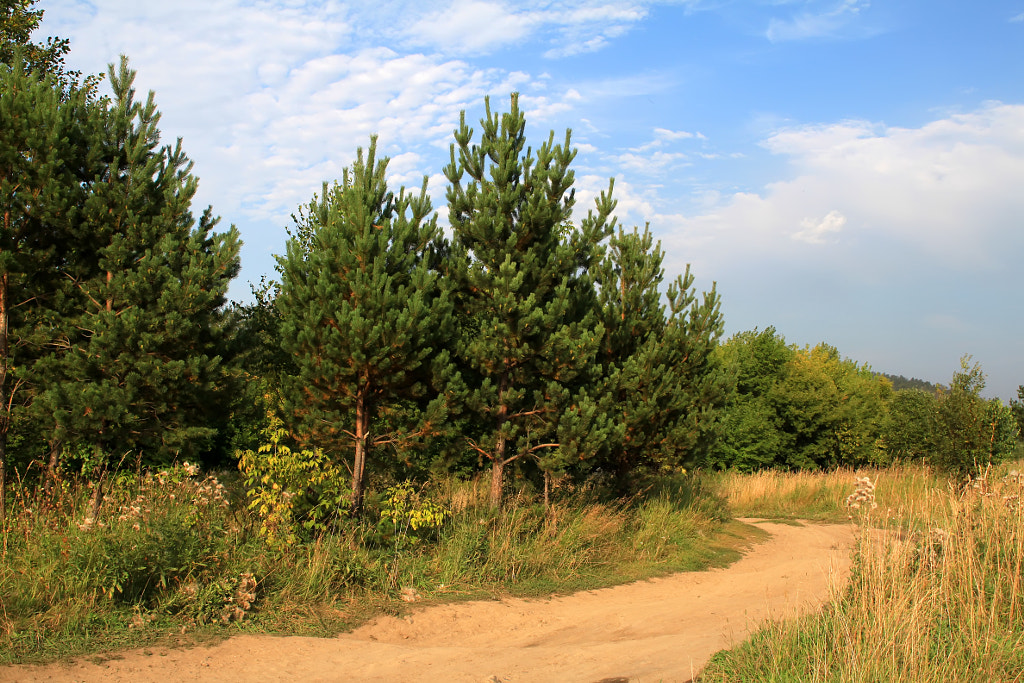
[3,520,854,683]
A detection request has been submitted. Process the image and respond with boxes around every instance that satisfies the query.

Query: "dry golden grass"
[704,464,944,522]
[700,462,1024,683]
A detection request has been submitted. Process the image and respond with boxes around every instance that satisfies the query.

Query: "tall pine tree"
[277,138,454,516]
[444,94,616,507]
[0,57,95,515]
[593,225,726,490]
[32,57,240,511]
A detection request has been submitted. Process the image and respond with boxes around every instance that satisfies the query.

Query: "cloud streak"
[765,0,870,42]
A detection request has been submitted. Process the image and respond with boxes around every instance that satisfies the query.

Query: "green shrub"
[238,414,350,546]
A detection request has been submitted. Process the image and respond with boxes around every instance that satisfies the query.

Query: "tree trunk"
[43,438,61,497]
[351,387,368,517]
[489,456,504,509]
[489,375,509,508]
[0,427,6,523]
[0,270,9,521]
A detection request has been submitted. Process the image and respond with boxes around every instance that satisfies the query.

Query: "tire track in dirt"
[3,520,854,683]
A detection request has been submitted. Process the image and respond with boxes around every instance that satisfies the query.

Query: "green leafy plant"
[376,481,449,548]
[238,414,349,546]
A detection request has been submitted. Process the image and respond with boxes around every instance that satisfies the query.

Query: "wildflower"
[219,573,258,623]
[132,522,141,531]
[78,516,95,531]
[182,461,199,477]
[845,476,878,512]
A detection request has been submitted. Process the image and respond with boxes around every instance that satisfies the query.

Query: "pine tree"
[444,94,616,507]
[0,57,94,516]
[32,57,240,511]
[277,138,454,516]
[594,225,726,490]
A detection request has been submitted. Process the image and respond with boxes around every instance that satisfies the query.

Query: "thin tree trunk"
[0,428,6,523]
[43,438,61,497]
[489,456,504,509]
[489,375,509,508]
[0,269,9,521]
[352,387,368,517]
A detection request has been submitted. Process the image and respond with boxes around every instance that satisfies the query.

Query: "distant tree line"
[1,2,1020,521]
[880,373,942,394]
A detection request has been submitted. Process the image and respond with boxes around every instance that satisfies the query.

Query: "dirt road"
[3,520,854,683]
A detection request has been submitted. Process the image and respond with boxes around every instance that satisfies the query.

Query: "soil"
[2,520,854,683]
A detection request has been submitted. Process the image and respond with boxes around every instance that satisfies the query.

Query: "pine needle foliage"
[593,225,727,490]
[31,58,240,499]
[277,137,455,516]
[2,56,239,515]
[444,93,617,507]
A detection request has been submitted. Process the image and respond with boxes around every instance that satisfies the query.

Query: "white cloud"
[792,210,846,244]
[574,174,655,229]
[1011,12,1024,22]
[657,102,1024,271]
[766,0,869,42]
[570,71,678,100]
[616,150,688,173]
[401,0,650,58]
[629,126,706,153]
[519,92,576,120]
[236,49,504,220]
[654,127,696,141]
[541,4,647,58]
[408,1,535,54]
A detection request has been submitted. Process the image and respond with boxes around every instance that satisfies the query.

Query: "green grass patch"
[1,468,751,665]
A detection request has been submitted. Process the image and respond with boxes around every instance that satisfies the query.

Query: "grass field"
[700,462,1024,682]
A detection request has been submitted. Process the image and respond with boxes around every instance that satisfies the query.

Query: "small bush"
[237,414,350,546]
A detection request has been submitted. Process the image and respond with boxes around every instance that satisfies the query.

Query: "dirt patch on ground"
[2,520,854,683]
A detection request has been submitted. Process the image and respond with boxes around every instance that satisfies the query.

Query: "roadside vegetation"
[1,466,750,664]
[700,460,1024,683]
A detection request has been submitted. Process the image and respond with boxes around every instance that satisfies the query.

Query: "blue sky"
[36,0,1024,399]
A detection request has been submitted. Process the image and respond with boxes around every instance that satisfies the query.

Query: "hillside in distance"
[880,373,943,394]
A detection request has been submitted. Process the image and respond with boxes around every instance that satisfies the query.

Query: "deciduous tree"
[933,356,1018,477]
